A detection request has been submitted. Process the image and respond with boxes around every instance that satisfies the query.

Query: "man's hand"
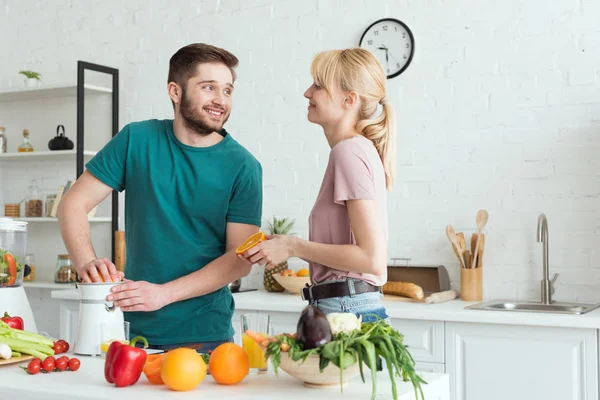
[77,258,124,283]
[107,280,169,312]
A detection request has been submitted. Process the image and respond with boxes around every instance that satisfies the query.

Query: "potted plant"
[18,71,42,88]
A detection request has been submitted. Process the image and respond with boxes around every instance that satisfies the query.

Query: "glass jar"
[23,253,36,282]
[0,218,27,287]
[18,129,34,152]
[0,126,6,153]
[25,179,43,217]
[45,194,56,217]
[54,254,77,284]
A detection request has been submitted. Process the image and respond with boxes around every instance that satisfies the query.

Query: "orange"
[235,231,266,255]
[161,348,207,391]
[297,268,310,277]
[209,343,250,385]
[143,354,164,385]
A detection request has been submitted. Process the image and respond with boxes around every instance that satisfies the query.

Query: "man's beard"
[180,86,229,136]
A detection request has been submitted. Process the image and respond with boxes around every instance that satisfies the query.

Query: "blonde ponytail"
[311,48,397,191]
[356,101,396,190]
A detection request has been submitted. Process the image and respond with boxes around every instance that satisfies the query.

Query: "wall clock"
[359,18,415,79]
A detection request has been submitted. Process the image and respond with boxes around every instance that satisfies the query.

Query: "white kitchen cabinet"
[415,362,445,373]
[391,319,445,364]
[445,322,598,400]
[57,299,80,344]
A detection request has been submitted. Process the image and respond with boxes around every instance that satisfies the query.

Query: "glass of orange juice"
[241,313,270,374]
[100,321,130,356]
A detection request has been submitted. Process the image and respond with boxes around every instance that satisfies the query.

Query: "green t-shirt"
[86,119,263,345]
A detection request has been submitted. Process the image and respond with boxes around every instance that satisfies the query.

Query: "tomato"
[57,356,70,364]
[30,357,42,366]
[26,360,41,375]
[42,357,55,372]
[52,341,65,354]
[55,358,68,371]
[58,340,70,352]
[68,358,80,371]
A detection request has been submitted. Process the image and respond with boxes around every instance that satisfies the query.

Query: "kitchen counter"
[0,355,448,400]
[51,288,600,329]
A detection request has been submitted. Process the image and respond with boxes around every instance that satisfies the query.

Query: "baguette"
[383,281,425,300]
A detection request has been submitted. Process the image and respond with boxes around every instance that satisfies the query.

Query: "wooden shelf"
[22,281,76,290]
[0,84,112,103]
[0,150,98,161]
[14,217,111,222]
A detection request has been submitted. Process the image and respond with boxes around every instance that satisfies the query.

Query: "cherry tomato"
[57,355,70,364]
[26,360,41,375]
[42,357,55,372]
[52,342,64,354]
[59,340,70,352]
[68,358,80,371]
[30,357,42,366]
[55,358,68,371]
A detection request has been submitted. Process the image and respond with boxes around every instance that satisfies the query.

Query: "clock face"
[359,18,415,79]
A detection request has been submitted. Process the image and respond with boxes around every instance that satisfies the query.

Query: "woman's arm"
[244,199,387,276]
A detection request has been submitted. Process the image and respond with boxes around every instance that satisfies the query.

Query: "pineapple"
[263,217,296,292]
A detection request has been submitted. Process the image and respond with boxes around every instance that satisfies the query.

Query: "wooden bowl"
[272,273,311,294]
[278,353,361,387]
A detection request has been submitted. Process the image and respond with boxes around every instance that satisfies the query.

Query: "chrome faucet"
[537,213,558,304]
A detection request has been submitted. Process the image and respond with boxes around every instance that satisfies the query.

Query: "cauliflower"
[326,312,362,335]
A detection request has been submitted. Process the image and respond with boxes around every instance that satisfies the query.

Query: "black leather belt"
[301,279,382,302]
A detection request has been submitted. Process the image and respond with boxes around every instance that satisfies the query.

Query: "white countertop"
[51,288,600,330]
[0,355,448,400]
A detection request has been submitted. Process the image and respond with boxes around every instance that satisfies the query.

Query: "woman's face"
[303,81,346,127]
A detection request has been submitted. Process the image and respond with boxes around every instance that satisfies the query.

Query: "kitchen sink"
[467,300,600,315]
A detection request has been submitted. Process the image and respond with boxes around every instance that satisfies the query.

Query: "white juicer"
[73,282,126,356]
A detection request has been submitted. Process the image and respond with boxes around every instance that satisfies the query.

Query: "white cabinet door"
[58,300,80,345]
[446,322,598,400]
[415,362,445,373]
[390,319,445,363]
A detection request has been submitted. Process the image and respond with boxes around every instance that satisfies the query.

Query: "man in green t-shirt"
[57,43,263,350]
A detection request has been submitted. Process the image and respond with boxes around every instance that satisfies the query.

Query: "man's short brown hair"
[168,43,239,87]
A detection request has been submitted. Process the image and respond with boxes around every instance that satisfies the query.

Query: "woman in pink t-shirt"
[240,48,395,322]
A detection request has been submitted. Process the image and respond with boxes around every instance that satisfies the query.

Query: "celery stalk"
[0,337,54,357]
[11,351,22,357]
[0,321,54,347]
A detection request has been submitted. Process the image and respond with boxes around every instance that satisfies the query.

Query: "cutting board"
[384,290,459,304]
[384,294,426,303]
[0,355,33,366]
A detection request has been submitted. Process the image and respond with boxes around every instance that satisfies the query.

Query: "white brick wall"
[1,0,600,306]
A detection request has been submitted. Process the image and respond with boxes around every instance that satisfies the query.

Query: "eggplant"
[296,305,333,349]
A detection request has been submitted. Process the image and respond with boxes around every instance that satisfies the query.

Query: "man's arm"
[57,170,120,283]
[162,222,258,301]
[109,222,259,312]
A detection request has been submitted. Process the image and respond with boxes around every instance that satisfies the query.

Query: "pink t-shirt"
[308,135,388,287]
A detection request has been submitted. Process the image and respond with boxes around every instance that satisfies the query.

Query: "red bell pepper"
[1,312,24,330]
[104,336,149,387]
[4,253,17,286]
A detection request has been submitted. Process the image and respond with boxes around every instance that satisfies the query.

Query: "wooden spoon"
[471,233,478,269]
[472,210,489,269]
[446,225,466,268]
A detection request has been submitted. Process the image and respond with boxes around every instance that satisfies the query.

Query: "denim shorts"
[134,337,233,353]
[308,280,390,323]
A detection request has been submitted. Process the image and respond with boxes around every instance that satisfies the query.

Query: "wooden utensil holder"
[460,267,482,301]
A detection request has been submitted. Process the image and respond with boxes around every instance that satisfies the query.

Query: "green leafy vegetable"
[264,317,427,400]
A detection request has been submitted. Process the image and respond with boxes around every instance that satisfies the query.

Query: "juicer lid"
[0,218,27,232]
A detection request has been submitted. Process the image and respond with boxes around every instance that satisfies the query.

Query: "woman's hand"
[237,234,295,269]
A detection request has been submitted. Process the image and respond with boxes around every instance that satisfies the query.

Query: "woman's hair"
[310,48,396,190]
